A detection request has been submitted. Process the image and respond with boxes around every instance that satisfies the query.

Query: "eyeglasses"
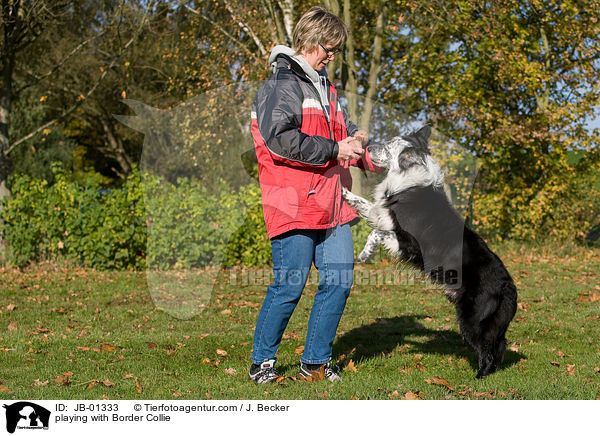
[319,43,339,57]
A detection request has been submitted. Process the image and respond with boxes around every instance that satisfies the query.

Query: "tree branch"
[222,0,267,56]
[5,0,156,156]
[183,4,263,62]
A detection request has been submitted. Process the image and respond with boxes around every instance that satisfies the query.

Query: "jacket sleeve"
[257,75,338,167]
[348,146,385,173]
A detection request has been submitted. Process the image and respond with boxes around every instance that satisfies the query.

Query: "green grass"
[1,243,599,400]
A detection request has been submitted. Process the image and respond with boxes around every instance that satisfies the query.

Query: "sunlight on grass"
[0,243,599,400]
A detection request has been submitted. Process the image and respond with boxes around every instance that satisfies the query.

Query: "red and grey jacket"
[251,46,380,239]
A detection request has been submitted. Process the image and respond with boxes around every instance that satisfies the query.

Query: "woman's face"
[302,43,336,71]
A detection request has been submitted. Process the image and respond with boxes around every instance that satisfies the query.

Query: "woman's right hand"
[336,136,364,162]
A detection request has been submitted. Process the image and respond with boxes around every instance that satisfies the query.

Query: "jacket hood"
[269,45,326,84]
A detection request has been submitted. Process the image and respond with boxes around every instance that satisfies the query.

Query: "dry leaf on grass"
[224,368,237,375]
[216,349,228,356]
[566,364,576,375]
[294,345,304,355]
[402,391,425,400]
[578,291,600,302]
[425,376,455,391]
[53,372,73,386]
[7,322,17,331]
[346,359,358,373]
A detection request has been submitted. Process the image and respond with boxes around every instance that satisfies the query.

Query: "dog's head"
[367,125,432,171]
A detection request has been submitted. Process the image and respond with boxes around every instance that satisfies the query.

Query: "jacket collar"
[269,45,328,85]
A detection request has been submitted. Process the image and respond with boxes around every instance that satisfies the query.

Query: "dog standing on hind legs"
[342,125,518,378]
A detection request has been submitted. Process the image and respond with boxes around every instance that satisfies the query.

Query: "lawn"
[1,242,599,400]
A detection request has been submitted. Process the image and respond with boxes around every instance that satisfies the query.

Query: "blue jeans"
[251,223,354,365]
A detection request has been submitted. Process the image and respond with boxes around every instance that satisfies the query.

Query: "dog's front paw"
[341,187,351,200]
[356,249,373,263]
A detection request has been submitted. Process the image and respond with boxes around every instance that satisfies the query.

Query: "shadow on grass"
[334,315,525,375]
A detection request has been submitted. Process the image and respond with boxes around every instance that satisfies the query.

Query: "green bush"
[1,165,147,269]
[143,177,270,269]
[1,167,273,270]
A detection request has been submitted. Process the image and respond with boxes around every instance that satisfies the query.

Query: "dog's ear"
[398,148,425,171]
[412,125,431,149]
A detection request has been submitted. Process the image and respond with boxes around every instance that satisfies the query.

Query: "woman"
[249,6,380,383]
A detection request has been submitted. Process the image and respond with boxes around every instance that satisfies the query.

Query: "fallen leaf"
[388,390,399,399]
[220,309,232,315]
[299,365,324,382]
[415,362,427,372]
[135,377,142,394]
[123,374,135,379]
[294,345,304,355]
[101,344,117,352]
[53,372,73,386]
[566,364,575,376]
[594,366,600,373]
[426,376,455,391]
[550,361,560,367]
[0,385,11,393]
[346,359,358,373]
[147,342,157,349]
[579,291,600,302]
[33,379,49,387]
[403,391,424,400]
[216,349,228,356]
[102,380,115,387]
[224,368,237,375]
[7,322,17,331]
[6,304,15,311]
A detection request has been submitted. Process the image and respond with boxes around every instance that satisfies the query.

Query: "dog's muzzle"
[366,143,388,167]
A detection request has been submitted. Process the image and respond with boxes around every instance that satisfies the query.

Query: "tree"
[1,0,159,190]
[394,0,600,239]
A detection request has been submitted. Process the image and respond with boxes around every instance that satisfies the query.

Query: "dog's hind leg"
[357,230,387,262]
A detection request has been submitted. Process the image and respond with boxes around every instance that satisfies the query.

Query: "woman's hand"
[336,136,364,161]
[354,130,369,146]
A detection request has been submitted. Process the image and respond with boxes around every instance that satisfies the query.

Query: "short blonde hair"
[292,6,348,55]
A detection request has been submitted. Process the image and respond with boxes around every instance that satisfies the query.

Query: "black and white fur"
[343,126,517,378]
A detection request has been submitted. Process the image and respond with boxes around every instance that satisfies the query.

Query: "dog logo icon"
[3,402,51,433]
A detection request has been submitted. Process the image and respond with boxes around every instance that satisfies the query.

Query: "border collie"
[342,126,517,378]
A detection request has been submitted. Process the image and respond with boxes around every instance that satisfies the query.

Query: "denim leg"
[302,223,354,364]
[251,230,316,364]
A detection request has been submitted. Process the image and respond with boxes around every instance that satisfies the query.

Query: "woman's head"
[292,6,347,71]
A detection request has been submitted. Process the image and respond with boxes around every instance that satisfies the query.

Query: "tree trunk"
[277,0,295,44]
[339,0,364,195]
[0,89,11,201]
